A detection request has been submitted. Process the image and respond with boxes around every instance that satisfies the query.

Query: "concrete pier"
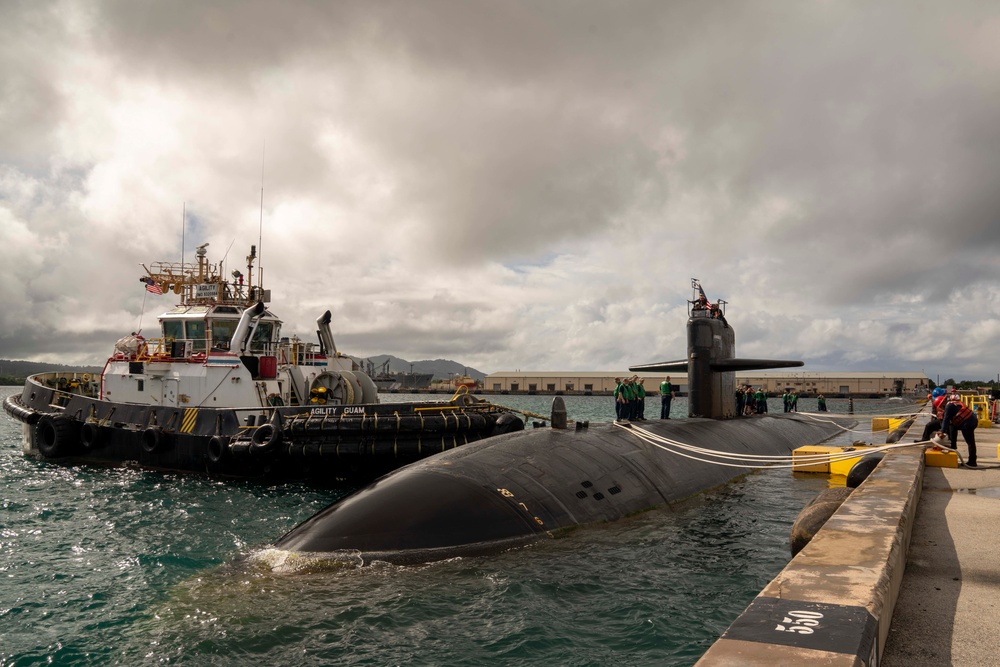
[696,407,1000,666]
[880,432,1000,665]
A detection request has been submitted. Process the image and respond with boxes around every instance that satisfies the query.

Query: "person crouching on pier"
[920,388,948,441]
[939,394,979,467]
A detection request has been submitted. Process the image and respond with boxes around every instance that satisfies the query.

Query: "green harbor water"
[0,387,916,665]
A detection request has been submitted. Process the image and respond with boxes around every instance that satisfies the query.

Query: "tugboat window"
[251,322,275,352]
[211,319,238,350]
[186,320,207,352]
[162,320,183,342]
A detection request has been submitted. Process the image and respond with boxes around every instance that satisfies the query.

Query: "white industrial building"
[483,371,930,397]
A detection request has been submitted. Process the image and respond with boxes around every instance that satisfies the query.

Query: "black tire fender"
[141,427,165,453]
[35,414,78,458]
[250,423,282,452]
[80,422,101,450]
[207,435,229,463]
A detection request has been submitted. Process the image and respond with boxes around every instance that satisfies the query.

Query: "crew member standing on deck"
[613,377,624,422]
[619,377,634,423]
[735,384,745,417]
[636,377,647,421]
[817,394,827,412]
[790,391,798,412]
[940,395,979,467]
[627,377,639,421]
[660,376,674,419]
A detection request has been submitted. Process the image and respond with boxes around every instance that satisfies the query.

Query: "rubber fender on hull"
[35,414,79,458]
[251,423,282,452]
[3,394,41,425]
[885,418,915,444]
[492,412,525,436]
[287,412,495,437]
[80,421,102,450]
[789,487,853,556]
[846,453,885,488]
[142,427,166,453]
[207,435,229,463]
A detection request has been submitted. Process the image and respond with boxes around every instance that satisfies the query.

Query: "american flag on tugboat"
[143,277,164,295]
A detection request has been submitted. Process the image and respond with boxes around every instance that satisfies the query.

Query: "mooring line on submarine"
[617,423,882,463]
[441,386,554,423]
[613,422,937,469]
[782,411,921,437]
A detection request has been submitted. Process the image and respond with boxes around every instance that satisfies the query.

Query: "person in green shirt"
[754,387,766,414]
[660,376,674,419]
[636,377,647,420]
[613,377,624,421]
[623,377,636,422]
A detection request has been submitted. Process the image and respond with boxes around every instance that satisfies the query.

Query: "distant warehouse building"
[483,371,930,397]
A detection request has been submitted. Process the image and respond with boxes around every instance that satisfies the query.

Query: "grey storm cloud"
[1,0,999,380]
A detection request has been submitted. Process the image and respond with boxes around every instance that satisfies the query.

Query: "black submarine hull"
[272,413,851,563]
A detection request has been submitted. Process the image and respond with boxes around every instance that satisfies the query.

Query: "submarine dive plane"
[269,281,854,565]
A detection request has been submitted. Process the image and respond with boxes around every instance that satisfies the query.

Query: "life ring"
[80,421,102,450]
[250,423,282,452]
[141,427,165,453]
[207,435,229,463]
[35,414,78,458]
[81,374,92,383]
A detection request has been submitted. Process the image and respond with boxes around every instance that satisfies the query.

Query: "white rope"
[787,410,922,437]
[612,422,938,470]
[618,418,876,462]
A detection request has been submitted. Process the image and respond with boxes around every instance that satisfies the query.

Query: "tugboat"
[3,243,521,483]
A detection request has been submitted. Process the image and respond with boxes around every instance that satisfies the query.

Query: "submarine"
[270,281,855,564]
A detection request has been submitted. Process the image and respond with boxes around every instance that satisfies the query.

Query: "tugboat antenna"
[258,141,265,289]
[181,201,186,271]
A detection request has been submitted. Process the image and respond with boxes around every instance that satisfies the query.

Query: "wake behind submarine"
[270,282,853,564]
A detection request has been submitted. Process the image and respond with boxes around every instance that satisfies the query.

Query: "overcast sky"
[2,1,999,382]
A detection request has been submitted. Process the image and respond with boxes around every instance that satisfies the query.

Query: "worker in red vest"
[939,395,979,467]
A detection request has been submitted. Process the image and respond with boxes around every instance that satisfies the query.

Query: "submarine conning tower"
[629,280,803,419]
